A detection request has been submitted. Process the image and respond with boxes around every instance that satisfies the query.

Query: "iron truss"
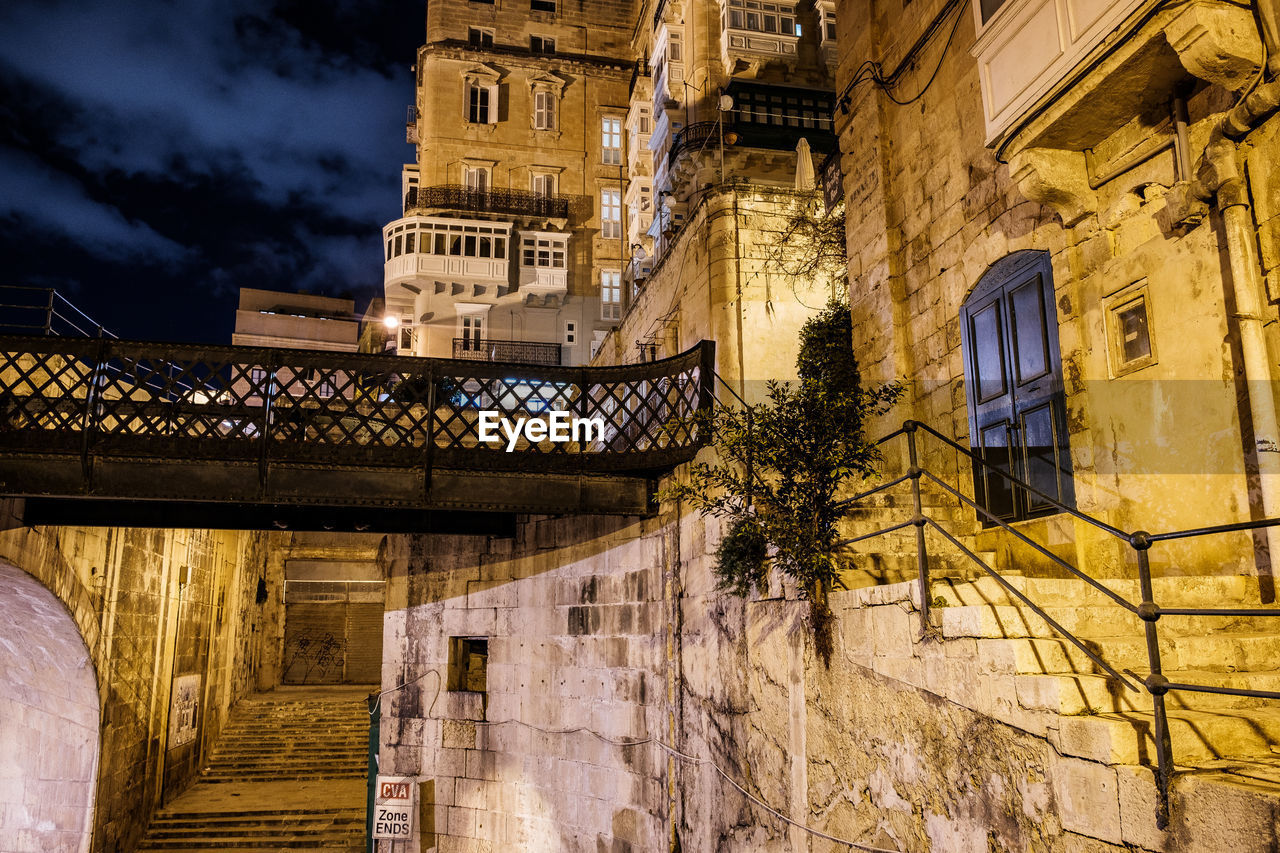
[0,336,714,518]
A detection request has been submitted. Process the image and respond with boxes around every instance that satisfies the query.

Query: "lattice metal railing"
[0,336,714,477]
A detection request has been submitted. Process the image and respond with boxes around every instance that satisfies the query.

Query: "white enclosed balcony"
[517,232,569,297]
[972,0,1148,144]
[383,216,511,287]
[719,0,801,73]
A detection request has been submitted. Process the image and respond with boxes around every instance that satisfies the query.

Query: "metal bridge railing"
[842,420,1280,829]
[0,335,715,482]
[0,285,116,338]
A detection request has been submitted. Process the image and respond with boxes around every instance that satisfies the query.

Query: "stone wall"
[835,0,1268,578]
[0,503,286,853]
[378,501,1280,852]
[377,516,671,852]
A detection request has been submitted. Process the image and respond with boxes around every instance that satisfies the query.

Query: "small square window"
[565,322,576,344]
[468,27,494,47]
[531,35,555,53]
[447,637,488,692]
[1106,284,1157,376]
[531,0,556,11]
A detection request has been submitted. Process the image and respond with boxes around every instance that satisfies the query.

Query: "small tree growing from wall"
[664,302,901,665]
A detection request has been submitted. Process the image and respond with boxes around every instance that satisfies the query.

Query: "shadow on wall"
[0,560,100,853]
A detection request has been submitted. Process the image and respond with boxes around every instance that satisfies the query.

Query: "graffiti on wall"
[283,628,345,683]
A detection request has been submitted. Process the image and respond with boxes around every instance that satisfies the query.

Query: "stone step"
[135,836,361,850]
[977,633,1280,676]
[1015,671,1280,714]
[197,772,366,782]
[1057,707,1280,765]
[940,603,1278,640]
[935,574,1271,609]
[152,808,362,824]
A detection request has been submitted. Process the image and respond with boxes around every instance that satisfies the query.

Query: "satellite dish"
[632,244,648,260]
[718,94,734,111]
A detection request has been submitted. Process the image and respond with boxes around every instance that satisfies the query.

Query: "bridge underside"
[3,456,650,533]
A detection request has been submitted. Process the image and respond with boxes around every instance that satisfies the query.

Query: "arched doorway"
[959,250,1075,523]
[0,561,100,852]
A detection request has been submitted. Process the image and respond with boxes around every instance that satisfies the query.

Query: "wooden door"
[960,251,1074,523]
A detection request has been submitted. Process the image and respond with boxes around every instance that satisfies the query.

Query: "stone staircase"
[135,685,373,852]
[835,571,1280,848]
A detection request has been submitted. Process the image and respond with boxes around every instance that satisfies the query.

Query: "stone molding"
[1008,147,1097,227]
[1163,1,1265,91]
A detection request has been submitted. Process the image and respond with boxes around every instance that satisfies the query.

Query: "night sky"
[0,0,423,344]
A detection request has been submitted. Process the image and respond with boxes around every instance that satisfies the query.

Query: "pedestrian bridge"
[0,336,713,530]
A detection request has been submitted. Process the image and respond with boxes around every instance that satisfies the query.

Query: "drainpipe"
[1191,79,1280,576]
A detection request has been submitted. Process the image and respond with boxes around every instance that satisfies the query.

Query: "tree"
[664,302,900,665]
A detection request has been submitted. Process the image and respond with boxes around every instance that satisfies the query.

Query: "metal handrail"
[843,419,1280,829]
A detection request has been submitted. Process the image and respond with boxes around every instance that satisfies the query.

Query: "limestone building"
[383,0,639,366]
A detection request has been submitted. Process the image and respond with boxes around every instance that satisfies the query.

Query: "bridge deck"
[0,336,713,520]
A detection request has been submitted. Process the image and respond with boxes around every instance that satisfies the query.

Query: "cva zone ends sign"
[373,775,415,840]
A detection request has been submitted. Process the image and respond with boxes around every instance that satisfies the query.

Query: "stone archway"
[0,560,101,853]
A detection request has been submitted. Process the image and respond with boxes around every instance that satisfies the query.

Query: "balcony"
[453,338,562,365]
[668,117,836,167]
[405,186,587,222]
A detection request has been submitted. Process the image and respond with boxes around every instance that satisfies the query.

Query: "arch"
[959,249,1074,522]
[0,560,101,852]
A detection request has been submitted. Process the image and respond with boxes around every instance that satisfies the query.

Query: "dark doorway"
[960,251,1074,524]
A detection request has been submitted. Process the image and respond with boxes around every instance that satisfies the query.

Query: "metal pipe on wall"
[1196,80,1280,587]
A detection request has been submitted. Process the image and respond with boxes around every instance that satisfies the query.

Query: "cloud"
[0,0,420,342]
[0,147,190,263]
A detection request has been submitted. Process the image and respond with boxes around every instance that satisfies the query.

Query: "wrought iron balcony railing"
[452,338,561,366]
[405,185,587,221]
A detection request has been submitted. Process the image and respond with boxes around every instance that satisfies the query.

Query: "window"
[534,91,557,130]
[531,0,556,11]
[1106,284,1156,376]
[731,86,834,131]
[979,0,1009,24]
[639,108,651,134]
[467,81,493,123]
[447,637,488,693]
[602,117,623,165]
[530,35,555,53]
[468,27,494,47]
[308,369,336,399]
[249,367,267,390]
[521,235,567,268]
[601,270,622,320]
[464,166,490,192]
[601,190,621,239]
[531,172,556,196]
[400,326,414,351]
[459,314,484,349]
[667,31,682,62]
[564,322,576,345]
[409,220,508,260]
[725,0,798,36]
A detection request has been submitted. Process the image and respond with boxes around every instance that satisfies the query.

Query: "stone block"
[1051,755,1122,844]
[1116,765,1167,851]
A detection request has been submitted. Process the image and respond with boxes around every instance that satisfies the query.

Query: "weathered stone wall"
[377,516,672,852]
[606,183,842,399]
[379,506,1259,852]
[0,503,286,852]
[835,0,1266,578]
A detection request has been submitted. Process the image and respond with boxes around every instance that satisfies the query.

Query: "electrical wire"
[836,0,966,112]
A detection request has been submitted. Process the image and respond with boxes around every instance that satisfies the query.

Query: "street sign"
[373,775,415,841]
